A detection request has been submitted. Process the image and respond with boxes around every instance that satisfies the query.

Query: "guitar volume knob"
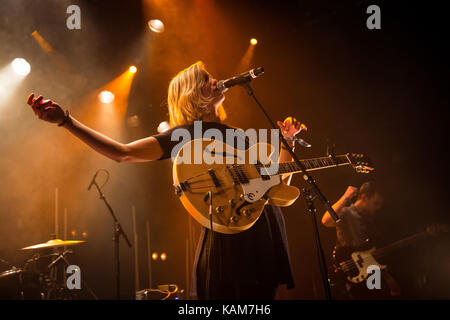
[229,216,239,223]
[215,206,224,214]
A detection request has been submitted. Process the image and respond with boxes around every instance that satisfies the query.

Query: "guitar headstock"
[347,153,374,174]
[426,224,449,236]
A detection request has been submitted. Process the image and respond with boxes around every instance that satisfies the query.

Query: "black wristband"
[58,110,70,127]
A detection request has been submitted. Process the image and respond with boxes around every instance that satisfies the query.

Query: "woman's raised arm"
[27,93,163,163]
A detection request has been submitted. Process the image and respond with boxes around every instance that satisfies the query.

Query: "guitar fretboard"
[374,232,429,259]
[276,154,350,175]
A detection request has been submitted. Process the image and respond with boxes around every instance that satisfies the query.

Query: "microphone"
[87,171,99,191]
[293,137,312,148]
[284,136,312,148]
[217,67,264,93]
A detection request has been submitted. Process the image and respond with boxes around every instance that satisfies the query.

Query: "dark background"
[0,0,449,299]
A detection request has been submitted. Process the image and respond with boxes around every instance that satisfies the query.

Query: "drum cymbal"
[21,239,85,250]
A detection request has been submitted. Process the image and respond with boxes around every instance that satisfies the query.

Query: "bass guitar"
[330,224,448,284]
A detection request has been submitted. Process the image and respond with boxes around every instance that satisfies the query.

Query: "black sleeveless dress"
[154,121,295,299]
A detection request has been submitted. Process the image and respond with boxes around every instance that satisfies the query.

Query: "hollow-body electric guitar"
[173,138,373,234]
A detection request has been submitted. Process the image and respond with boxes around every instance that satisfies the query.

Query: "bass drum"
[0,268,44,300]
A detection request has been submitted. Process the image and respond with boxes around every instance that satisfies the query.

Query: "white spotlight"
[148,19,165,33]
[127,115,141,128]
[11,58,31,76]
[157,121,171,133]
[98,90,115,104]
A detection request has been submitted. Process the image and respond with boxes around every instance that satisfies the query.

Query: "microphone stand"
[241,82,340,300]
[89,170,132,299]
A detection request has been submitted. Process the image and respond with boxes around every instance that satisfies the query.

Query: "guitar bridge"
[208,169,221,187]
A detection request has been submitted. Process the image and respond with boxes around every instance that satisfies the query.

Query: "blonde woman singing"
[27,61,303,299]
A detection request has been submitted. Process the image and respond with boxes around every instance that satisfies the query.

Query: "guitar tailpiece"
[174,181,190,196]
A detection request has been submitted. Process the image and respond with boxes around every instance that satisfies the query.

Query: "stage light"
[148,19,165,33]
[129,66,137,73]
[157,121,171,133]
[98,90,115,104]
[127,115,140,128]
[250,38,258,46]
[152,252,158,260]
[160,253,167,261]
[31,31,53,53]
[11,58,31,76]
[71,230,77,236]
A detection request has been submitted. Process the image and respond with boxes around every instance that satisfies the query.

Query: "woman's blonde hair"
[168,61,226,127]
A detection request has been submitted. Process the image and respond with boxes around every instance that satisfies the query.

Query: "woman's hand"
[277,116,306,184]
[277,116,306,138]
[26,93,66,124]
[25,94,163,163]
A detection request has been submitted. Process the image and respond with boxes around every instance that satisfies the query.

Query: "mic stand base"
[114,221,121,300]
[302,188,332,300]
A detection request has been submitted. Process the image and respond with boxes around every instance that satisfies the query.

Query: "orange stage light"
[31,30,53,53]
[98,90,115,104]
[76,67,137,138]
[250,38,258,45]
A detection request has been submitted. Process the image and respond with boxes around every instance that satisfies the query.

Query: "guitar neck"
[276,154,351,175]
[374,231,429,259]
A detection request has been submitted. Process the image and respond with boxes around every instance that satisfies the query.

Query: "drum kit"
[0,237,85,300]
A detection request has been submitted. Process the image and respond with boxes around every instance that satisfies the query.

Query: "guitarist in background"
[26,61,302,299]
[321,182,402,299]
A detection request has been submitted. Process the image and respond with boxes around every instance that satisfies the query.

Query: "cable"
[205,191,214,299]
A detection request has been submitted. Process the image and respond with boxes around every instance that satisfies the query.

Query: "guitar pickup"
[256,161,271,181]
[208,169,221,188]
[174,181,190,196]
